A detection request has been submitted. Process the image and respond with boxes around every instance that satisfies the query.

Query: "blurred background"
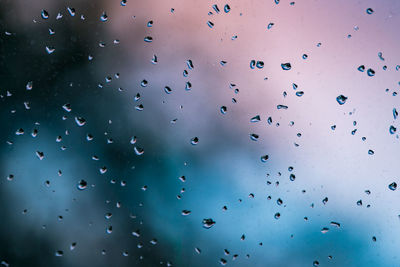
[0,0,400,266]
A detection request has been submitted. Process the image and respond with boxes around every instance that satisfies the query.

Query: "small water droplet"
[367,68,375,77]
[389,126,397,134]
[181,210,191,216]
[250,133,259,141]
[121,0,127,6]
[302,54,308,59]
[212,4,220,13]
[55,251,63,257]
[202,218,216,229]
[186,59,194,69]
[100,12,108,22]
[250,115,261,122]
[134,147,144,155]
[164,86,172,94]
[224,4,231,13]
[267,23,274,29]
[368,149,374,155]
[144,36,153,42]
[393,108,398,120]
[281,63,291,70]
[46,46,55,54]
[256,61,264,68]
[336,95,348,105]
[220,106,227,114]
[207,21,214,28]
[77,180,87,190]
[41,10,49,19]
[366,8,374,14]
[358,65,365,72]
[67,7,76,16]
[296,91,304,97]
[147,20,153,27]
[277,105,288,110]
[261,155,269,162]
[321,227,329,234]
[389,182,397,191]
[190,137,199,145]
[274,212,280,219]
[75,116,86,126]
[141,80,148,87]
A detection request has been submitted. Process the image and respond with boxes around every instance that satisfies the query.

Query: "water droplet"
[164,86,172,94]
[186,59,194,69]
[313,261,319,266]
[250,60,256,69]
[70,242,77,250]
[181,210,191,216]
[261,155,269,162]
[267,117,272,125]
[41,10,49,19]
[207,21,214,28]
[277,198,283,205]
[302,54,308,59]
[267,23,274,29]
[147,20,153,27]
[277,105,288,110]
[250,133,259,141]
[46,46,55,54]
[134,146,144,155]
[212,4,220,13]
[67,7,76,16]
[99,166,107,174]
[281,63,291,70]
[151,54,158,64]
[372,236,377,242]
[274,212,280,219]
[368,149,374,155]
[77,180,87,190]
[296,91,304,97]
[100,12,108,22]
[289,174,296,181]
[220,258,227,265]
[275,0,280,4]
[256,61,264,68]
[321,227,329,234]
[55,251,63,257]
[36,151,44,160]
[121,0,127,6]
[185,82,192,90]
[141,80,148,87]
[250,115,261,122]
[190,137,199,145]
[144,36,153,43]
[195,247,201,254]
[367,68,375,76]
[366,8,374,14]
[106,226,112,234]
[224,4,231,13]
[389,182,397,191]
[220,106,227,114]
[75,117,86,126]
[336,95,348,105]
[358,65,365,72]
[322,197,328,205]
[202,218,216,229]
[389,126,397,134]
[393,108,398,120]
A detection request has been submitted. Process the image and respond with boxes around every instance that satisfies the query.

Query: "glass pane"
[0,0,399,266]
